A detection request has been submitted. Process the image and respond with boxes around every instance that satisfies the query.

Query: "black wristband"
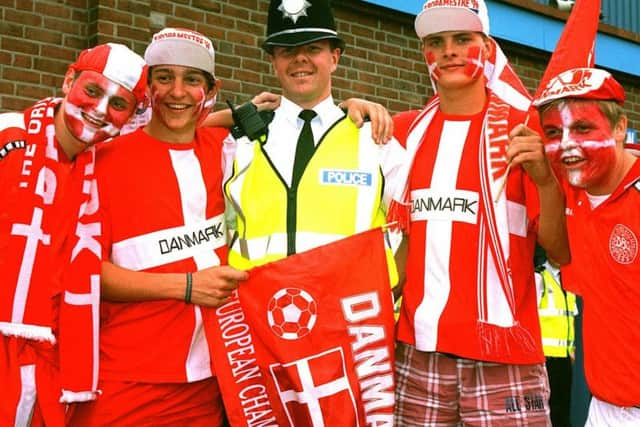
[185,272,193,304]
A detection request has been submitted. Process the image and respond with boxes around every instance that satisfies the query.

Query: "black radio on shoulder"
[227,100,270,143]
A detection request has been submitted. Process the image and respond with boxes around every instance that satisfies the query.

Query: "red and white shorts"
[394,342,551,426]
[0,336,65,427]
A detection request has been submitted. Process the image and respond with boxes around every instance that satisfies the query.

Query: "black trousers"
[546,356,572,427]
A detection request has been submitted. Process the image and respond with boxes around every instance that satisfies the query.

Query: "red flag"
[207,228,396,427]
[485,37,532,111]
[534,0,602,100]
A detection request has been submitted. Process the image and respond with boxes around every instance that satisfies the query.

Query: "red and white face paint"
[542,102,616,191]
[423,34,486,88]
[426,51,442,83]
[64,71,137,146]
[462,45,484,80]
[149,65,215,138]
[193,87,216,126]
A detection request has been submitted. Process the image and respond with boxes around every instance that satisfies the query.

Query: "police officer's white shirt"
[534,271,544,305]
[224,95,407,208]
[265,96,344,187]
[535,260,561,304]
[535,261,578,318]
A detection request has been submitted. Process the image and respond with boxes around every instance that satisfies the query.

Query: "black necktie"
[292,109,317,188]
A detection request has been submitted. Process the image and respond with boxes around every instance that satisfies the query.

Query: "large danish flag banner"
[207,228,396,427]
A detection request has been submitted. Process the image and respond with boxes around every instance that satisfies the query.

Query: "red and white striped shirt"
[394,105,545,364]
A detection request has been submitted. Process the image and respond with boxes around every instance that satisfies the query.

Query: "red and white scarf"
[57,143,102,403]
[1,98,65,341]
[0,97,101,402]
[390,39,537,355]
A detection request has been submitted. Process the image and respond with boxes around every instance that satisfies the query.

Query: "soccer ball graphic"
[267,288,318,340]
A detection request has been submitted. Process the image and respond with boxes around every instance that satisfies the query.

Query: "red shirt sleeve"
[392,110,421,148]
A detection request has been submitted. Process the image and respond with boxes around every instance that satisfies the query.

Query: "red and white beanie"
[144,28,216,78]
[533,67,625,107]
[68,43,148,103]
[415,0,490,39]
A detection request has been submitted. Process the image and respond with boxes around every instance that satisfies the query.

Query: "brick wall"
[0,0,92,111]
[1,0,638,130]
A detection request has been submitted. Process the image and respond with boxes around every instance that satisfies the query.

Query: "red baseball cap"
[533,67,625,107]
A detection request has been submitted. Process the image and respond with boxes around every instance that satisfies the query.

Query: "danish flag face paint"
[194,87,216,126]
[542,102,616,191]
[64,71,137,146]
[426,51,442,83]
[424,37,486,89]
[463,45,484,80]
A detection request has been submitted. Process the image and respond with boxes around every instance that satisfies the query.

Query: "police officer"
[535,247,578,427]
[224,0,406,272]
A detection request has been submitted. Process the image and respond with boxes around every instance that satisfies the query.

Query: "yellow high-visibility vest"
[538,268,577,357]
[225,117,398,286]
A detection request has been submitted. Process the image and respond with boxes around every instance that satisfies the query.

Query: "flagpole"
[494,114,530,202]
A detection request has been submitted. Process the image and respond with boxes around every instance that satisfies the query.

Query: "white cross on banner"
[208,228,396,426]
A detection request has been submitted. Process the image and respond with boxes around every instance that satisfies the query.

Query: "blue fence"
[362,0,640,77]
[530,0,639,34]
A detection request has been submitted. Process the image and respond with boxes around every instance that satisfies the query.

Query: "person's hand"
[190,265,248,307]
[507,123,556,187]
[340,98,394,145]
[251,91,281,112]
[200,92,281,129]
